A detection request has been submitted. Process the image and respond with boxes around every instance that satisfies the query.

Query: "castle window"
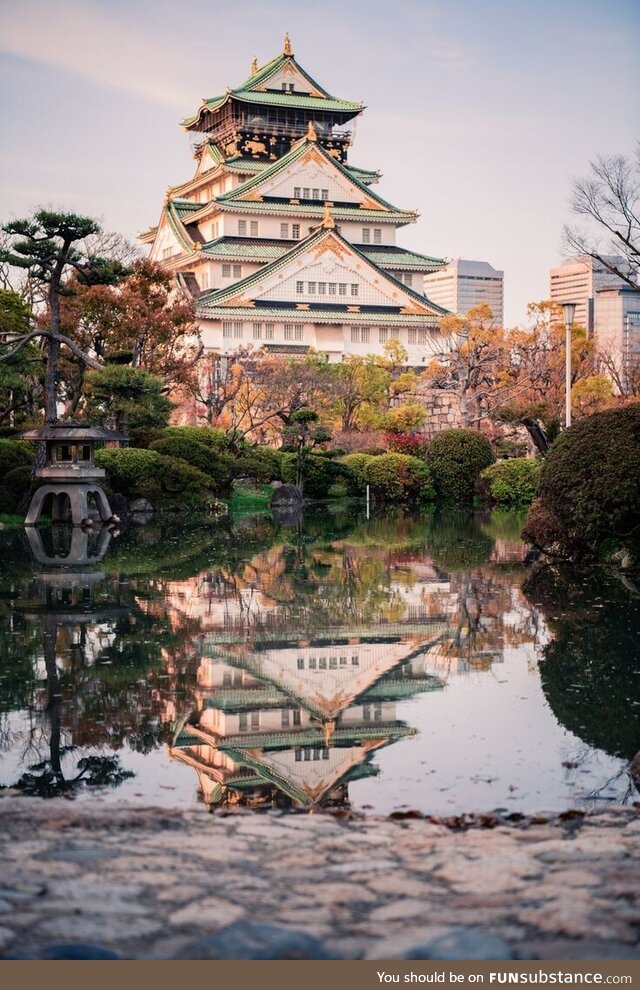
[297,657,304,669]
[253,323,263,339]
[239,712,248,730]
[200,270,209,289]
[338,283,347,296]
[408,329,417,344]
[308,281,316,294]
[280,223,289,238]
[233,321,243,339]
[222,264,231,277]
[238,220,247,236]
[401,273,413,286]
[250,221,259,236]
[318,282,326,295]
[293,709,301,726]
[293,187,301,198]
[265,325,274,340]
[328,282,336,295]
[351,655,359,665]
[351,284,359,297]
[251,711,260,728]
[223,321,233,338]
[302,187,310,199]
[296,280,304,293]
[373,228,382,244]
[379,327,389,343]
[162,247,173,259]
[308,657,316,669]
[282,709,290,727]
[321,188,329,200]
[312,187,319,199]
[362,228,370,244]
[295,326,303,341]
[211,222,219,240]
[232,264,242,278]
[292,224,300,239]
[284,323,294,340]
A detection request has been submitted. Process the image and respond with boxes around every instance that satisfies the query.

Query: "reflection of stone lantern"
[18,420,125,526]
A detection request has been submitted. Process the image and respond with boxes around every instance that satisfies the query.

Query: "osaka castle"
[141,34,448,364]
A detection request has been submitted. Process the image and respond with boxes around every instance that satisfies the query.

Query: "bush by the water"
[232,446,284,484]
[0,440,34,513]
[95,448,214,509]
[339,453,374,495]
[522,403,640,559]
[149,435,234,496]
[280,452,354,500]
[428,429,495,504]
[365,453,434,506]
[480,458,540,508]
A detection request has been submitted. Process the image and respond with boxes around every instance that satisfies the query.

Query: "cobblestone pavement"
[0,797,638,960]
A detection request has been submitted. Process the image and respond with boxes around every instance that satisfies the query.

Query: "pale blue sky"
[0,0,638,325]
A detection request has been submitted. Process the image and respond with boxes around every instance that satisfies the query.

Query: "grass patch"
[228,483,272,515]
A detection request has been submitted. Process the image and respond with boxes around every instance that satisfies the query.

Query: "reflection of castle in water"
[171,628,445,810]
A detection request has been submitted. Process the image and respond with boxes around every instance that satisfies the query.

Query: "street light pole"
[562,302,576,429]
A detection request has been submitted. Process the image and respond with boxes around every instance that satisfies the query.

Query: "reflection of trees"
[524,565,640,761]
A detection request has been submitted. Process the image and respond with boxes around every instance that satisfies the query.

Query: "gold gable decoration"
[360,195,386,212]
[220,295,256,308]
[400,303,429,315]
[283,32,292,56]
[312,234,349,262]
[301,145,324,166]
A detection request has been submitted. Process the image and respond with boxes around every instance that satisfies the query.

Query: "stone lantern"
[18,420,125,526]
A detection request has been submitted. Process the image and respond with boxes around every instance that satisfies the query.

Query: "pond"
[0,507,638,815]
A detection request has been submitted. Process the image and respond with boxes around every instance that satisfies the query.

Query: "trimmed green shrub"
[428,429,495,504]
[0,438,33,476]
[149,435,234,496]
[239,445,285,482]
[522,403,640,559]
[0,465,33,514]
[95,448,214,508]
[338,453,375,495]
[162,425,235,452]
[481,458,540,508]
[280,452,355,500]
[364,453,435,506]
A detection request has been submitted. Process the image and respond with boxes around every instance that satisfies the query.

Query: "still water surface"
[0,508,638,814]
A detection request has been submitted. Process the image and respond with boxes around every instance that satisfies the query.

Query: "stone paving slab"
[0,796,638,960]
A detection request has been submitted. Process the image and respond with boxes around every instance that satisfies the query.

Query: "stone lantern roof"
[18,419,126,443]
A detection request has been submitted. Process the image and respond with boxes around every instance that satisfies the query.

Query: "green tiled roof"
[216,136,402,213]
[199,237,444,272]
[203,687,289,711]
[198,304,443,325]
[358,676,444,702]
[197,224,448,319]
[211,200,416,222]
[202,236,289,260]
[360,246,446,271]
[183,51,363,129]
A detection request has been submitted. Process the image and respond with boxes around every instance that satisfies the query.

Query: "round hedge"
[338,453,375,495]
[522,403,640,558]
[364,453,434,506]
[162,425,234,452]
[480,457,540,508]
[0,465,34,514]
[95,448,214,508]
[279,452,354,500]
[149,436,234,496]
[428,429,495,504]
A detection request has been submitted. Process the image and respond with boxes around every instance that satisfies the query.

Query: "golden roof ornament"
[306,120,317,142]
[283,32,292,56]
[322,204,335,229]
[251,57,258,75]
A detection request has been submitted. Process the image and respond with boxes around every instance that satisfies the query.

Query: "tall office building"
[423,260,504,325]
[549,255,628,334]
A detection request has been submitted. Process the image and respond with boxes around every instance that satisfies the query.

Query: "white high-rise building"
[423,260,504,325]
[594,285,640,392]
[549,255,628,334]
